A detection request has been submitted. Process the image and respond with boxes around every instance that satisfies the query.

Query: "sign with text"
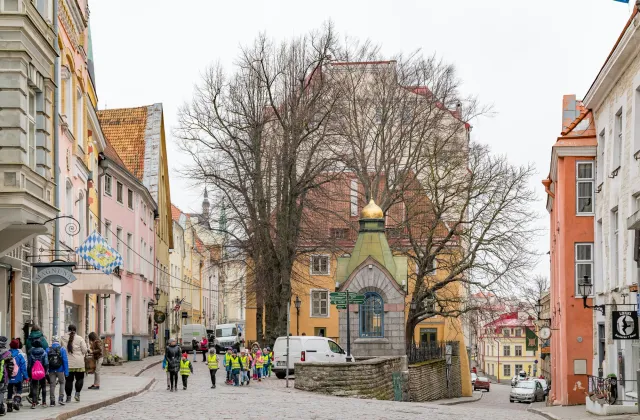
[612,311,639,340]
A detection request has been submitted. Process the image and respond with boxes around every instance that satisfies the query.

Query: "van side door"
[328,340,346,362]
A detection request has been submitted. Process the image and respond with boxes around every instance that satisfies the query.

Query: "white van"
[214,323,245,353]
[272,336,347,379]
[180,324,208,352]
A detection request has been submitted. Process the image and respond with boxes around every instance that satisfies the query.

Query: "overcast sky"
[90,0,632,278]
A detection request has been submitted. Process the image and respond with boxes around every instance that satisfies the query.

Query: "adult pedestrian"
[60,324,87,402]
[200,336,208,362]
[165,338,181,392]
[191,338,198,362]
[46,336,69,406]
[87,332,103,390]
[0,337,16,416]
[206,347,218,389]
[25,325,48,354]
[7,339,27,412]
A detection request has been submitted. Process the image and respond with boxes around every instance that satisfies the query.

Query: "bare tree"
[175,24,343,343]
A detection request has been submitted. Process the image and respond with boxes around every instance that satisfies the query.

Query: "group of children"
[223,347,273,387]
[163,344,274,391]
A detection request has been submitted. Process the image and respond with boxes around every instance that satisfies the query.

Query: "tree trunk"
[405,311,418,354]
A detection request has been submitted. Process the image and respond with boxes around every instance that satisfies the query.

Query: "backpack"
[31,360,45,380]
[10,356,18,377]
[49,347,62,370]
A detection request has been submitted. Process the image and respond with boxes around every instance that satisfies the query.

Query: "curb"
[527,407,561,420]
[134,359,163,377]
[50,378,156,420]
[438,392,483,406]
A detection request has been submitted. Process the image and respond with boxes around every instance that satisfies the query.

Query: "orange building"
[542,95,596,405]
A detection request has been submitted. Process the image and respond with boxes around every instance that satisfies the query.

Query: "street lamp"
[154,287,161,304]
[294,295,301,336]
[578,275,605,315]
[535,299,551,322]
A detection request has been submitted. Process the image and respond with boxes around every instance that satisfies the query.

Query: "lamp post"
[294,295,301,336]
[535,299,551,322]
[578,275,605,315]
[154,287,161,305]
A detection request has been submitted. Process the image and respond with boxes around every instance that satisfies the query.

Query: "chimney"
[562,95,578,132]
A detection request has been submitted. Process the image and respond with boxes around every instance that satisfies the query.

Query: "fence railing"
[407,341,459,364]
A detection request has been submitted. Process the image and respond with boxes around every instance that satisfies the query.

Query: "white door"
[305,338,330,362]
[328,340,347,362]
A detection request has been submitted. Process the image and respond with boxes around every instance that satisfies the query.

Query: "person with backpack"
[25,325,49,354]
[0,337,16,416]
[47,336,69,407]
[7,339,27,413]
[27,338,48,409]
[87,332,103,390]
[60,324,87,403]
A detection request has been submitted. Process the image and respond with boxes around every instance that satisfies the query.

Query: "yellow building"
[478,312,539,383]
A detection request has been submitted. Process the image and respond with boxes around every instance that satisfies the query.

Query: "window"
[597,130,605,185]
[126,233,133,271]
[141,239,145,277]
[503,328,510,337]
[77,192,85,242]
[576,162,594,214]
[126,295,132,334]
[330,228,348,239]
[328,341,344,354]
[359,292,384,338]
[128,189,134,210]
[575,243,594,295]
[503,345,511,356]
[613,211,619,286]
[504,364,511,377]
[350,179,358,216]
[102,296,110,333]
[27,90,36,169]
[514,328,522,337]
[419,328,438,347]
[515,345,523,356]
[613,108,622,172]
[427,256,438,275]
[105,221,111,245]
[515,364,523,374]
[116,182,123,204]
[76,89,83,145]
[104,175,112,196]
[116,228,123,259]
[311,255,329,275]
[311,290,329,317]
[64,73,73,133]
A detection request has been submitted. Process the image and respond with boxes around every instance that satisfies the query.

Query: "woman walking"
[87,333,103,390]
[165,338,182,392]
[60,325,87,402]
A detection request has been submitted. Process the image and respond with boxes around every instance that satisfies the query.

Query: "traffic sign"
[335,304,347,309]
[330,292,347,298]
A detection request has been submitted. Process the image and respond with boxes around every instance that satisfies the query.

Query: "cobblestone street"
[76,363,544,420]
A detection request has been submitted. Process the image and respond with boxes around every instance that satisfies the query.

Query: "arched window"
[359,292,384,338]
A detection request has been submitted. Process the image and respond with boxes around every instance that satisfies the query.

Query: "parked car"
[471,372,478,386]
[510,380,545,403]
[180,324,208,352]
[533,378,549,397]
[474,376,491,392]
[272,336,347,379]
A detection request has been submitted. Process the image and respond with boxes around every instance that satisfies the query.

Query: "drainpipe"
[1,262,14,337]
[96,163,105,336]
[52,0,61,338]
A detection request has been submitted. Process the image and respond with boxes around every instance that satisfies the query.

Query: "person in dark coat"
[165,338,182,392]
[26,325,48,354]
[0,337,16,416]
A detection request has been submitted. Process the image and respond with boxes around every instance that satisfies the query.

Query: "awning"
[0,224,47,256]
[70,269,122,294]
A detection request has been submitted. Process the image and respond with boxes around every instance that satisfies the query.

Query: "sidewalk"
[9,355,163,420]
[528,404,640,420]
[436,391,483,405]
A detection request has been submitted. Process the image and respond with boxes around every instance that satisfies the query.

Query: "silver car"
[509,380,545,403]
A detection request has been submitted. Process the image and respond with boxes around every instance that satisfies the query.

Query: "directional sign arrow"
[330,292,346,298]
[335,304,347,309]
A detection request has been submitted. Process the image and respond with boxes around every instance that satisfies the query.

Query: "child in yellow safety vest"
[224,348,233,385]
[251,349,258,380]
[262,347,270,378]
[206,348,218,389]
[240,349,251,386]
[179,353,193,390]
[227,349,243,387]
[253,350,264,382]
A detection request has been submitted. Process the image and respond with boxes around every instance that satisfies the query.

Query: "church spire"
[202,187,210,217]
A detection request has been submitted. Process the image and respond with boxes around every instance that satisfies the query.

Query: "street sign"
[335,304,347,309]
[612,311,639,340]
[330,293,365,305]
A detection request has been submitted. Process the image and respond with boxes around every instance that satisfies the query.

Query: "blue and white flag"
[76,230,123,274]
[614,0,630,3]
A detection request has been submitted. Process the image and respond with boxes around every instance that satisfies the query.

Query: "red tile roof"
[171,204,183,222]
[103,139,126,169]
[97,106,149,180]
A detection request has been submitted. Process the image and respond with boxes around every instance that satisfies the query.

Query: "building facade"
[582,6,640,398]
[542,95,595,405]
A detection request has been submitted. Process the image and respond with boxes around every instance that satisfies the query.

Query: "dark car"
[474,376,491,392]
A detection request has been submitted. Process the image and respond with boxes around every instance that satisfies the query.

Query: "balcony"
[69,253,122,294]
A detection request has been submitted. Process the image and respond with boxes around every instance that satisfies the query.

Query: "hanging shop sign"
[612,311,639,340]
[154,311,166,324]
[32,261,77,286]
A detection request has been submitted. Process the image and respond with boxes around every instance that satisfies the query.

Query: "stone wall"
[408,356,462,402]
[294,356,406,400]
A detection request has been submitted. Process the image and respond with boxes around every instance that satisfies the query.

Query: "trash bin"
[127,339,141,361]
[148,342,155,357]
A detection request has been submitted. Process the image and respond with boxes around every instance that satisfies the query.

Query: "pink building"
[96,141,158,359]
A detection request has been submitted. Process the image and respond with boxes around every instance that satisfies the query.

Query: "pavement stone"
[76,363,545,420]
[528,405,640,420]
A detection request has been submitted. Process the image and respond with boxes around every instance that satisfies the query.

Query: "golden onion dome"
[361,199,384,219]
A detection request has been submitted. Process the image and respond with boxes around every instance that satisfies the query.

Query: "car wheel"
[510,400,514,403]
[275,372,286,379]
[487,388,490,392]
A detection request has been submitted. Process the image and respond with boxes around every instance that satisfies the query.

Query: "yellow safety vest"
[263,353,270,364]
[230,356,241,370]
[255,356,264,368]
[240,356,249,370]
[180,360,191,376]
[225,353,231,365]
[207,353,218,369]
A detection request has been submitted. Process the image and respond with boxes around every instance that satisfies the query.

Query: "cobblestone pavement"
[470,382,535,411]
[77,363,545,420]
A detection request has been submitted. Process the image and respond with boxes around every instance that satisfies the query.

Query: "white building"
[583,6,640,395]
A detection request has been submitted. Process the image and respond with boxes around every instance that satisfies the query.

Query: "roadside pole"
[346,290,351,362]
[286,299,291,388]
